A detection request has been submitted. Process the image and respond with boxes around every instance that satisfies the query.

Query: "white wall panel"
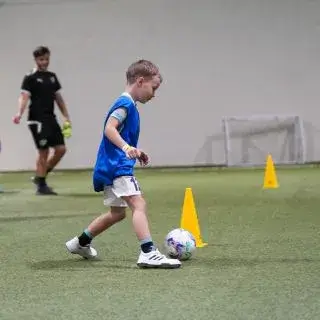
[0,0,319,170]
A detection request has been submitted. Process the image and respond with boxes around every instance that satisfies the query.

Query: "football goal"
[222,115,306,167]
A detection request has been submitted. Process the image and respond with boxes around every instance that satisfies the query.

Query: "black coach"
[13,46,71,195]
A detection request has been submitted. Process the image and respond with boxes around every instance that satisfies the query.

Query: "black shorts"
[28,119,65,149]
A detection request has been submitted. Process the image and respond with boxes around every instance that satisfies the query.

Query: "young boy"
[66,60,181,269]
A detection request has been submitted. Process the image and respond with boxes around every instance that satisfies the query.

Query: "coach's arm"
[55,92,71,123]
[12,91,30,124]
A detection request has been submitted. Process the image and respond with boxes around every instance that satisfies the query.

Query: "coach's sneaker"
[66,237,97,259]
[137,249,181,269]
[36,185,58,195]
[31,176,39,185]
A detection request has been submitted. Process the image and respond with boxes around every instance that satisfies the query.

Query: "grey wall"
[1,0,320,171]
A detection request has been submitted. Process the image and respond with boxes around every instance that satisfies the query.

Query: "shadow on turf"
[29,258,138,270]
[194,256,318,268]
[58,192,99,198]
[0,212,98,223]
[28,256,318,272]
[0,189,20,194]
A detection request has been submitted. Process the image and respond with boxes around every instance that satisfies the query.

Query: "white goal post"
[222,115,306,167]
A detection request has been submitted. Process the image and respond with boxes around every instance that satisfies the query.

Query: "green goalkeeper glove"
[62,121,72,138]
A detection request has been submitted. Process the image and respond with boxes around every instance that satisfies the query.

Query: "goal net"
[222,115,306,167]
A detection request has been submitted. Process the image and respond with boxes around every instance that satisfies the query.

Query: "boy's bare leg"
[65,207,126,259]
[122,194,181,268]
[122,195,151,241]
[78,207,126,245]
[66,190,181,267]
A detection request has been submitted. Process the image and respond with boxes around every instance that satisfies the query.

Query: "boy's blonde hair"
[126,59,162,84]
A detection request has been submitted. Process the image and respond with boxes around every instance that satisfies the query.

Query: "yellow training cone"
[263,154,279,189]
[180,187,208,247]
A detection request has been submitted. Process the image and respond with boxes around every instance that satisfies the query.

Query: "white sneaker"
[65,236,97,259]
[137,249,181,269]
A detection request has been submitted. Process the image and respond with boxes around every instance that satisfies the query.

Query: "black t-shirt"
[21,69,61,121]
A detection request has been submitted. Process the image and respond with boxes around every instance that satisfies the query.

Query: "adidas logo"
[148,254,164,261]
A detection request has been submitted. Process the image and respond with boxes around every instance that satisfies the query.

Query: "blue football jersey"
[93,92,140,192]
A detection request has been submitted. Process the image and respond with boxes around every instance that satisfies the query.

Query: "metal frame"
[222,115,306,167]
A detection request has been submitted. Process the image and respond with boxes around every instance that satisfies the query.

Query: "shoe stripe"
[149,255,164,261]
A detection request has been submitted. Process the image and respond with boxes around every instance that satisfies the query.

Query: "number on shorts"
[130,176,140,191]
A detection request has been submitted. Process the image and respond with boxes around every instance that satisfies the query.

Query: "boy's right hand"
[122,144,141,159]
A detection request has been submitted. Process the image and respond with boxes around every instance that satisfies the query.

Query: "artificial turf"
[0,167,319,319]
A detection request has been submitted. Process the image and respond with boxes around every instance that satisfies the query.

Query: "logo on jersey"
[50,76,56,83]
[39,139,47,147]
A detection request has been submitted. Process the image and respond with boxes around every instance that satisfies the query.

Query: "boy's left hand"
[138,151,149,166]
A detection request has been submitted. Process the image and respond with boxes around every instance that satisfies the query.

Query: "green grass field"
[1,167,319,320]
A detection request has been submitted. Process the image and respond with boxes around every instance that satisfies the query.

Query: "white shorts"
[103,175,142,207]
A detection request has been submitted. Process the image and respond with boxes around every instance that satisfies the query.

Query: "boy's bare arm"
[105,117,128,149]
[105,117,148,163]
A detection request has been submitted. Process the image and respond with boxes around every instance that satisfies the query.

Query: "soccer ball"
[164,228,196,261]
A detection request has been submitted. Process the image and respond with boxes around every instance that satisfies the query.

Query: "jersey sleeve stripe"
[21,89,31,96]
[110,108,127,124]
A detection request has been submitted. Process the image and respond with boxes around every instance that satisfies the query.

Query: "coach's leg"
[29,122,49,186]
[35,148,58,195]
[34,148,57,195]
[46,144,66,174]
[36,148,49,184]
[45,119,66,175]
